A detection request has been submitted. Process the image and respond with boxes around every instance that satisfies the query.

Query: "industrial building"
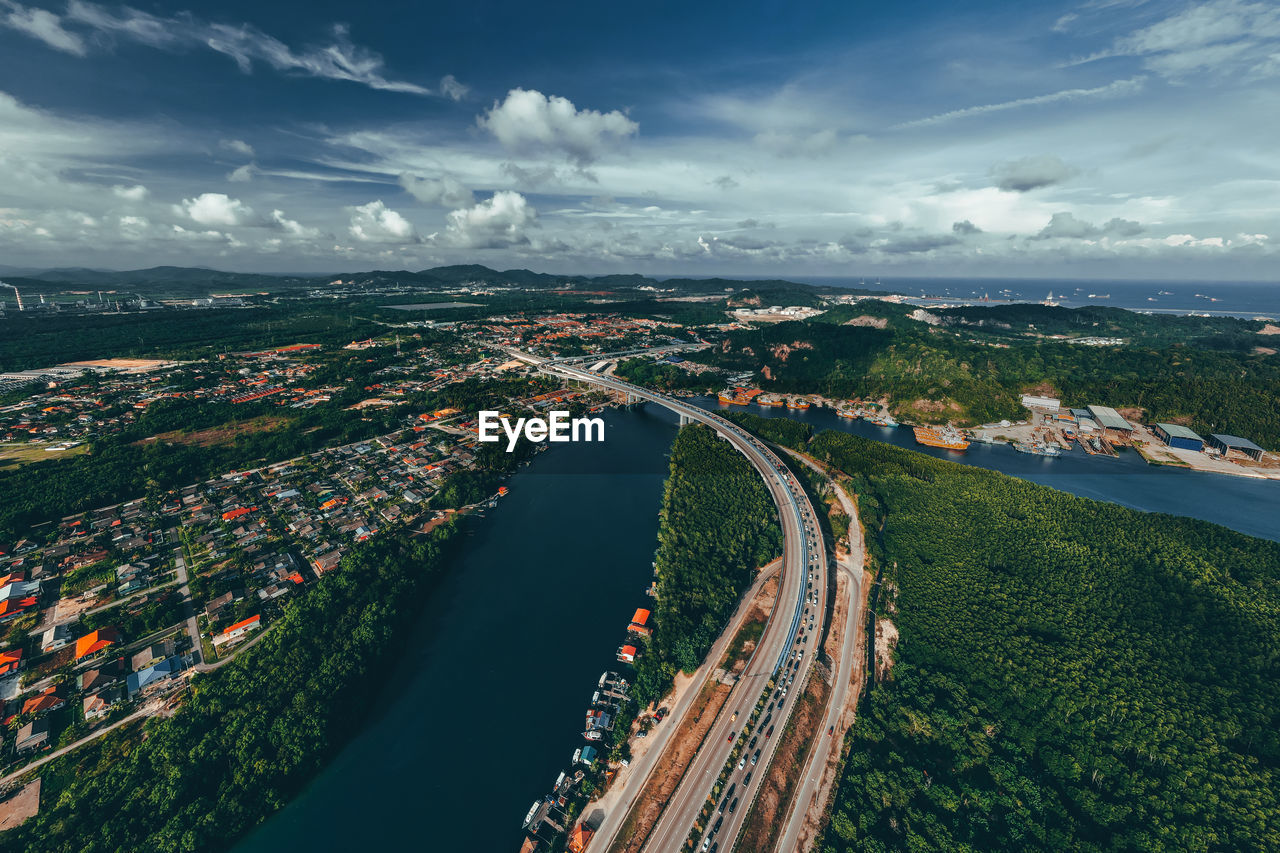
[1021,394,1060,410]
[1153,423,1205,452]
[1087,405,1133,435]
[1206,434,1265,462]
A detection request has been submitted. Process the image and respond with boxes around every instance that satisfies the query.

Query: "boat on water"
[1014,440,1062,457]
[913,425,970,451]
[864,411,898,428]
[757,394,785,407]
[787,398,811,410]
[836,407,857,419]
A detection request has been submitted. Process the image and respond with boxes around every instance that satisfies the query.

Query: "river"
[236,397,1278,852]
[690,396,1280,542]
[235,405,680,853]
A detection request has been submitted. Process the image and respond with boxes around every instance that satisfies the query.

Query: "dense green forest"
[695,306,1280,447]
[0,523,458,853]
[613,356,723,391]
[726,414,1280,852]
[630,424,782,706]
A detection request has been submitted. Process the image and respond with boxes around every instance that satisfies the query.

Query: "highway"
[776,451,866,853]
[531,357,828,853]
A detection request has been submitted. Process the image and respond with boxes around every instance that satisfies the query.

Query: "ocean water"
[797,276,1280,320]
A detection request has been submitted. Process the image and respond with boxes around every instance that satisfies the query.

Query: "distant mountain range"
[0,264,877,299]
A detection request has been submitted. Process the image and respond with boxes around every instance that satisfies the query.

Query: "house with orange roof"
[212,614,261,648]
[568,823,594,853]
[21,684,66,715]
[75,626,121,659]
[616,644,636,663]
[0,648,23,677]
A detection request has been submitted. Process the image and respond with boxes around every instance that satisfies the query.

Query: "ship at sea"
[1014,439,1062,457]
[913,425,970,451]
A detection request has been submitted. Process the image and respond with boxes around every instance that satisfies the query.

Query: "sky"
[1,0,1278,279]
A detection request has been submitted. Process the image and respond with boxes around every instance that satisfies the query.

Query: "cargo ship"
[913,425,970,451]
[757,394,786,407]
[836,406,858,419]
[864,411,898,428]
[786,398,811,410]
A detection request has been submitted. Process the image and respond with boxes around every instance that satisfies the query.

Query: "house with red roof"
[75,627,121,659]
[212,614,261,649]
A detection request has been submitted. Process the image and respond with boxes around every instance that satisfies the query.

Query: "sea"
[794,276,1280,320]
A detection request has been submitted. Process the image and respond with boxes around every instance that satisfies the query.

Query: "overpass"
[519,352,828,851]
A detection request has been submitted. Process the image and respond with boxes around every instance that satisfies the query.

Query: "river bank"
[693,397,1280,542]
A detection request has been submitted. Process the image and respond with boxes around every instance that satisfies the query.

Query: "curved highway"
[533,358,827,853]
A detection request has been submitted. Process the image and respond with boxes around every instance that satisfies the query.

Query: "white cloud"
[398,173,474,208]
[220,138,255,157]
[439,191,536,248]
[227,163,256,183]
[177,192,253,227]
[896,77,1146,128]
[479,89,638,165]
[348,200,417,243]
[111,184,148,201]
[0,0,85,54]
[1067,0,1280,79]
[0,1,458,95]
[270,209,319,239]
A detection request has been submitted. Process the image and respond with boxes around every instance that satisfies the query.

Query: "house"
[126,656,184,696]
[203,589,244,621]
[15,718,48,752]
[0,648,23,677]
[568,823,595,853]
[21,684,66,715]
[130,639,176,672]
[40,624,73,653]
[75,627,121,659]
[616,644,636,663]
[77,660,122,692]
[83,687,122,721]
[212,615,261,648]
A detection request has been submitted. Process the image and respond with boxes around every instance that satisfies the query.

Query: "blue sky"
[1,0,1278,278]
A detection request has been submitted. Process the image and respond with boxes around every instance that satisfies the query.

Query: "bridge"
[514,351,828,851]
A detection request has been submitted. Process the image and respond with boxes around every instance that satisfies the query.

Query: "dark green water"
[235,405,679,852]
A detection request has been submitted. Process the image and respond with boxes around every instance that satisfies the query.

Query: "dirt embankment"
[737,670,830,851]
[136,415,289,448]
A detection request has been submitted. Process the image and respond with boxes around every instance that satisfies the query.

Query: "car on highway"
[766,725,775,738]
[713,815,723,834]
[728,797,739,814]
[727,730,735,742]
[730,711,737,722]
[749,735,758,749]
[702,838,711,851]
[763,712,773,726]
[737,756,745,770]
[752,749,761,764]
[743,770,753,785]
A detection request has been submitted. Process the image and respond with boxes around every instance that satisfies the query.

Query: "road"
[775,451,866,853]
[528,357,826,853]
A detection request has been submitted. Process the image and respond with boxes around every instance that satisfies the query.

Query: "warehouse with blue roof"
[1153,423,1205,452]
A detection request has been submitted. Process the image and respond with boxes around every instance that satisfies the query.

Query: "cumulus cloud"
[479,89,638,165]
[0,1,456,95]
[952,219,983,234]
[348,200,417,243]
[1035,212,1144,239]
[270,209,319,239]
[712,175,739,190]
[177,192,252,227]
[111,184,148,201]
[991,155,1079,192]
[438,191,536,248]
[220,138,255,158]
[227,163,256,183]
[398,173,474,208]
[0,0,85,54]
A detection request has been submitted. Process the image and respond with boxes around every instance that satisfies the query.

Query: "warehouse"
[1206,434,1265,462]
[1087,405,1133,432]
[1153,423,1205,452]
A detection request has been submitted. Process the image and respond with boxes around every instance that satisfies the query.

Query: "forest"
[726,414,1280,852]
[630,424,782,707]
[695,307,1280,447]
[0,523,459,853]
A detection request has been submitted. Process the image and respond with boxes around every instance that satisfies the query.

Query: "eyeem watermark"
[478,410,605,452]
